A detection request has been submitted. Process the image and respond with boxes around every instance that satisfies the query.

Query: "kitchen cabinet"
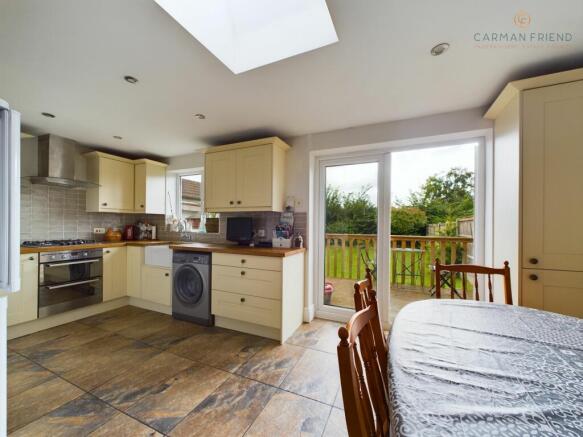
[134,159,167,214]
[204,137,289,212]
[126,246,143,298]
[486,69,583,315]
[103,247,127,301]
[7,254,38,326]
[141,265,172,306]
[522,269,583,318]
[85,152,135,212]
[211,251,304,343]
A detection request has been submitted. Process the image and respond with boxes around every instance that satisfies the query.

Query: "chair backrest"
[435,259,512,304]
[353,268,388,377]
[337,305,390,437]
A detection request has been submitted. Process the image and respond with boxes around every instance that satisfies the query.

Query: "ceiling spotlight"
[124,75,138,84]
[41,112,56,118]
[194,113,206,120]
[113,135,123,140]
[430,42,450,56]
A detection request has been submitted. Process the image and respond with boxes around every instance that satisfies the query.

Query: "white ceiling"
[1,0,582,158]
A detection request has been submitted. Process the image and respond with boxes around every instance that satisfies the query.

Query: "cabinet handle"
[105,250,111,254]
[102,202,108,206]
[229,201,234,205]
[140,204,144,208]
[241,259,246,264]
[237,200,241,204]
[241,271,245,276]
[529,274,538,281]
[240,297,246,303]
[28,256,35,261]
[165,273,169,277]
[529,258,538,265]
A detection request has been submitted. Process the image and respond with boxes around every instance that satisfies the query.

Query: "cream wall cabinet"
[134,159,167,214]
[86,152,135,212]
[211,252,304,343]
[7,254,38,326]
[103,247,127,301]
[141,265,172,306]
[487,69,583,316]
[204,137,289,212]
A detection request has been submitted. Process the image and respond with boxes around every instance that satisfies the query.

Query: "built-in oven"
[38,249,103,318]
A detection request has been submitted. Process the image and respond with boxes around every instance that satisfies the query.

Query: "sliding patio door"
[315,155,390,323]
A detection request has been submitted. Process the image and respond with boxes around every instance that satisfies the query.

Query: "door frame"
[314,153,390,323]
[308,129,492,326]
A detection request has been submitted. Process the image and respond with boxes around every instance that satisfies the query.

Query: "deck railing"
[324,233,473,290]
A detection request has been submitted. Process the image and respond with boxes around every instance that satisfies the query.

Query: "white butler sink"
[144,245,172,268]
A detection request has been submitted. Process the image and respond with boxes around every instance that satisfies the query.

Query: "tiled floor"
[7,306,348,436]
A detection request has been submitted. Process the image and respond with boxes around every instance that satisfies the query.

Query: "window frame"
[176,169,205,231]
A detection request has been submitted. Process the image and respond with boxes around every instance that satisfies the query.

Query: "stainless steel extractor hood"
[24,134,99,189]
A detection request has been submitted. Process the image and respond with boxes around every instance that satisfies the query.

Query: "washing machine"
[172,251,214,326]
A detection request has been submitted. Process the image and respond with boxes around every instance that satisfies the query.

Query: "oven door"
[38,258,103,317]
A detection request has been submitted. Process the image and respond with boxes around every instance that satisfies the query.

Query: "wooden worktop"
[20,240,172,254]
[169,242,306,257]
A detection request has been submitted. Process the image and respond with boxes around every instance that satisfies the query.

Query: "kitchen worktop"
[169,242,306,257]
[20,240,172,254]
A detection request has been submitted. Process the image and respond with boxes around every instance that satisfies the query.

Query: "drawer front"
[212,253,281,271]
[212,265,281,300]
[212,290,280,329]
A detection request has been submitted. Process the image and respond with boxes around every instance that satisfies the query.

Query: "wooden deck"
[326,278,432,324]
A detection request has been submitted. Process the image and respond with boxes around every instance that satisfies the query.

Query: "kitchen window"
[176,171,219,233]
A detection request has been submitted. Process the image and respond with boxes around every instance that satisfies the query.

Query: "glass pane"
[324,162,378,309]
[180,174,202,229]
[389,143,476,323]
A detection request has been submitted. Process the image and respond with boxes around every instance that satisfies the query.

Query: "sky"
[325,142,477,205]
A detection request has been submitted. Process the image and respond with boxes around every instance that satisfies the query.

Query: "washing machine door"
[174,264,204,305]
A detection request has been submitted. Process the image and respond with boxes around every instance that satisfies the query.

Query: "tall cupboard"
[487,69,583,317]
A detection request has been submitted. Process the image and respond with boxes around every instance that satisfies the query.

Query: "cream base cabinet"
[7,254,38,326]
[134,159,167,214]
[522,269,583,319]
[141,266,172,306]
[204,137,289,212]
[126,246,143,298]
[103,247,127,301]
[85,152,135,212]
[211,252,304,343]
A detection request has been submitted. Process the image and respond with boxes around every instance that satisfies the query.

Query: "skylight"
[154,0,338,74]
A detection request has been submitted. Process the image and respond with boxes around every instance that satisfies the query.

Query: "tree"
[390,206,427,235]
[325,185,377,234]
[406,168,474,226]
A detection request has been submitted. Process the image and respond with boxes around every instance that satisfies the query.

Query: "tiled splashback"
[21,179,307,246]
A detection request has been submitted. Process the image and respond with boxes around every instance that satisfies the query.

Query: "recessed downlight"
[124,75,138,84]
[41,112,56,118]
[194,113,206,120]
[113,135,123,140]
[430,42,450,56]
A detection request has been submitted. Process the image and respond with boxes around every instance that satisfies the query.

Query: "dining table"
[388,299,583,436]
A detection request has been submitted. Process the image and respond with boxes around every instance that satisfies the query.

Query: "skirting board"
[7,297,129,340]
[303,304,315,322]
[215,316,280,343]
[127,297,171,315]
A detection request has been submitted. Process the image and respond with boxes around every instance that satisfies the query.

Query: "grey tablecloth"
[388,300,583,436]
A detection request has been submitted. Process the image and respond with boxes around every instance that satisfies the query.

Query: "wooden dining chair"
[338,305,390,437]
[353,268,388,381]
[435,259,512,304]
